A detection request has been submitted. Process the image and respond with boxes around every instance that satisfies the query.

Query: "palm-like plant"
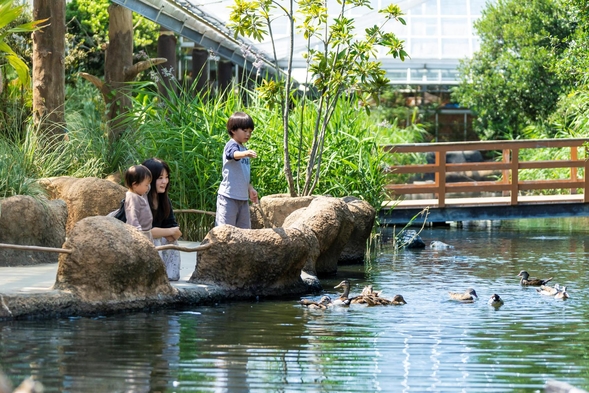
[0,0,47,88]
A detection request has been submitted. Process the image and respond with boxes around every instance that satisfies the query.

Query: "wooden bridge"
[379,138,589,225]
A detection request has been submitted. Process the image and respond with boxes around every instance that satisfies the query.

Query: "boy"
[216,112,259,229]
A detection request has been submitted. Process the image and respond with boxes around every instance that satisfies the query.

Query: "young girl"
[124,164,153,241]
[142,158,182,280]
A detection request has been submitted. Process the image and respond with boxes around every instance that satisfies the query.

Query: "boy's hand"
[244,149,257,158]
[249,187,259,204]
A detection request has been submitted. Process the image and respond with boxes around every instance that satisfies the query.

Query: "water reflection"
[1,219,589,392]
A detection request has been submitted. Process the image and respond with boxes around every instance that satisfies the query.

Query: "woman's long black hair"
[142,158,172,224]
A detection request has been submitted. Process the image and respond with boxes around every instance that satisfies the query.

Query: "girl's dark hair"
[226,112,254,136]
[124,165,152,188]
[142,158,171,223]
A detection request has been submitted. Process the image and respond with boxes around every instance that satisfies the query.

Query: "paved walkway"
[0,241,202,295]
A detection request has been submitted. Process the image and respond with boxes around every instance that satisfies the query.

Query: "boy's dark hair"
[124,165,152,188]
[226,112,255,136]
[142,157,172,222]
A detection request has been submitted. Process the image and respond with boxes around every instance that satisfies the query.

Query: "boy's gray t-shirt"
[218,139,250,201]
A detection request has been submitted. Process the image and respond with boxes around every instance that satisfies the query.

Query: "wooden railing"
[383,138,589,207]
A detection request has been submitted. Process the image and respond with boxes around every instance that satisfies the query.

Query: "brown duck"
[299,295,333,309]
[517,270,552,286]
[448,288,478,302]
[334,280,404,306]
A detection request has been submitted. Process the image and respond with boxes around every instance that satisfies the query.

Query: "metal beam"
[111,0,280,75]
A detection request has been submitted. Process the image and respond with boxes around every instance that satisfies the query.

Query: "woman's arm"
[152,197,182,240]
[152,226,181,240]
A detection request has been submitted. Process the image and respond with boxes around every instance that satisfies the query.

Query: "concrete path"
[0,241,201,295]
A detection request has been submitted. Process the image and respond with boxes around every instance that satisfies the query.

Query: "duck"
[332,280,357,306]
[334,280,403,306]
[554,288,570,300]
[299,295,333,309]
[448,288,478,302]
[536,283,561,296]
[390,294,408,305]
[488,293,504,307]
[517,270,553,286]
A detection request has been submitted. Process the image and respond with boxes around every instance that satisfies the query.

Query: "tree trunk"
[80,5,166,142]
[104,3,134,141]
[157,27,177,99]
[32,0,66,138]
[191,44,209,96]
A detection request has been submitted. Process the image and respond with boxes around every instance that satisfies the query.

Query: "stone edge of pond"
[0,281,321,321]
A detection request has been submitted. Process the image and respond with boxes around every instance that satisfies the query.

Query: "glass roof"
[114,0,493,85]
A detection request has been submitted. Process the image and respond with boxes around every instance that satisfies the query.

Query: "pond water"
[1,218,589,393]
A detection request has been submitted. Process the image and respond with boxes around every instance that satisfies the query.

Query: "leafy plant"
[0,0,47,88]
[228,0,407,197]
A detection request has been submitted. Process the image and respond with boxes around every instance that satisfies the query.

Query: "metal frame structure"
[111,0,280,76]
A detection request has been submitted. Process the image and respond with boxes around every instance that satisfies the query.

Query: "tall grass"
[126,82,237,239]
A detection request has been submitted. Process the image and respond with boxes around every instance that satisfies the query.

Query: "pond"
[1,218,589,392]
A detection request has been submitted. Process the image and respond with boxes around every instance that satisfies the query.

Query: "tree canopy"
[453,0,580,140]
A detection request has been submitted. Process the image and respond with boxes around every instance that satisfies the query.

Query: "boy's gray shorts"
[215,194,251,229]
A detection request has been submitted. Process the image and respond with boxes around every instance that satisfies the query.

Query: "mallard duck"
[332,280,355,306]
[536,283,561,296]
[448,288,478,302]
[335,280,402,306]
[360,285,382,297]
[517,270,553,286]
[390,294,407,305]
[299,295,332,309]
[488,293,504,307]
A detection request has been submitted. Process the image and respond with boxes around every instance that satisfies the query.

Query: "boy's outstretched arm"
[233,149,257,159]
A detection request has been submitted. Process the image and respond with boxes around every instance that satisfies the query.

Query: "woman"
[142,158,183,281]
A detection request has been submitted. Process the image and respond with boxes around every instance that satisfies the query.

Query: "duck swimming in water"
[448,288,478,302]
[299,295,333,309]
[334,279,403,306]
[488,293,504,307]
[517,270,553,286]
[554,287,570,300]
[536,284,561,296]
[390,294,408,305]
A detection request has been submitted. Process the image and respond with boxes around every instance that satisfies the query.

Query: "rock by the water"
[430,240,454,249]
[0,196,67,266]
[398,230,426,248]
[39,176,125,233]
[283,196,354,276]
[338,197,376,264]
[54,216,176,302]
[250,194,315,229]
[189,224,317,295]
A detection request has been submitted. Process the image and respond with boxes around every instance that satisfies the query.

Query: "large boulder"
[338,197,376,264]
[283,196,354,276]
[0,196,67,267]
[39,176,125,232]
[189,224,317,295]
[251,194,315,229]
[54,216,176,302]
